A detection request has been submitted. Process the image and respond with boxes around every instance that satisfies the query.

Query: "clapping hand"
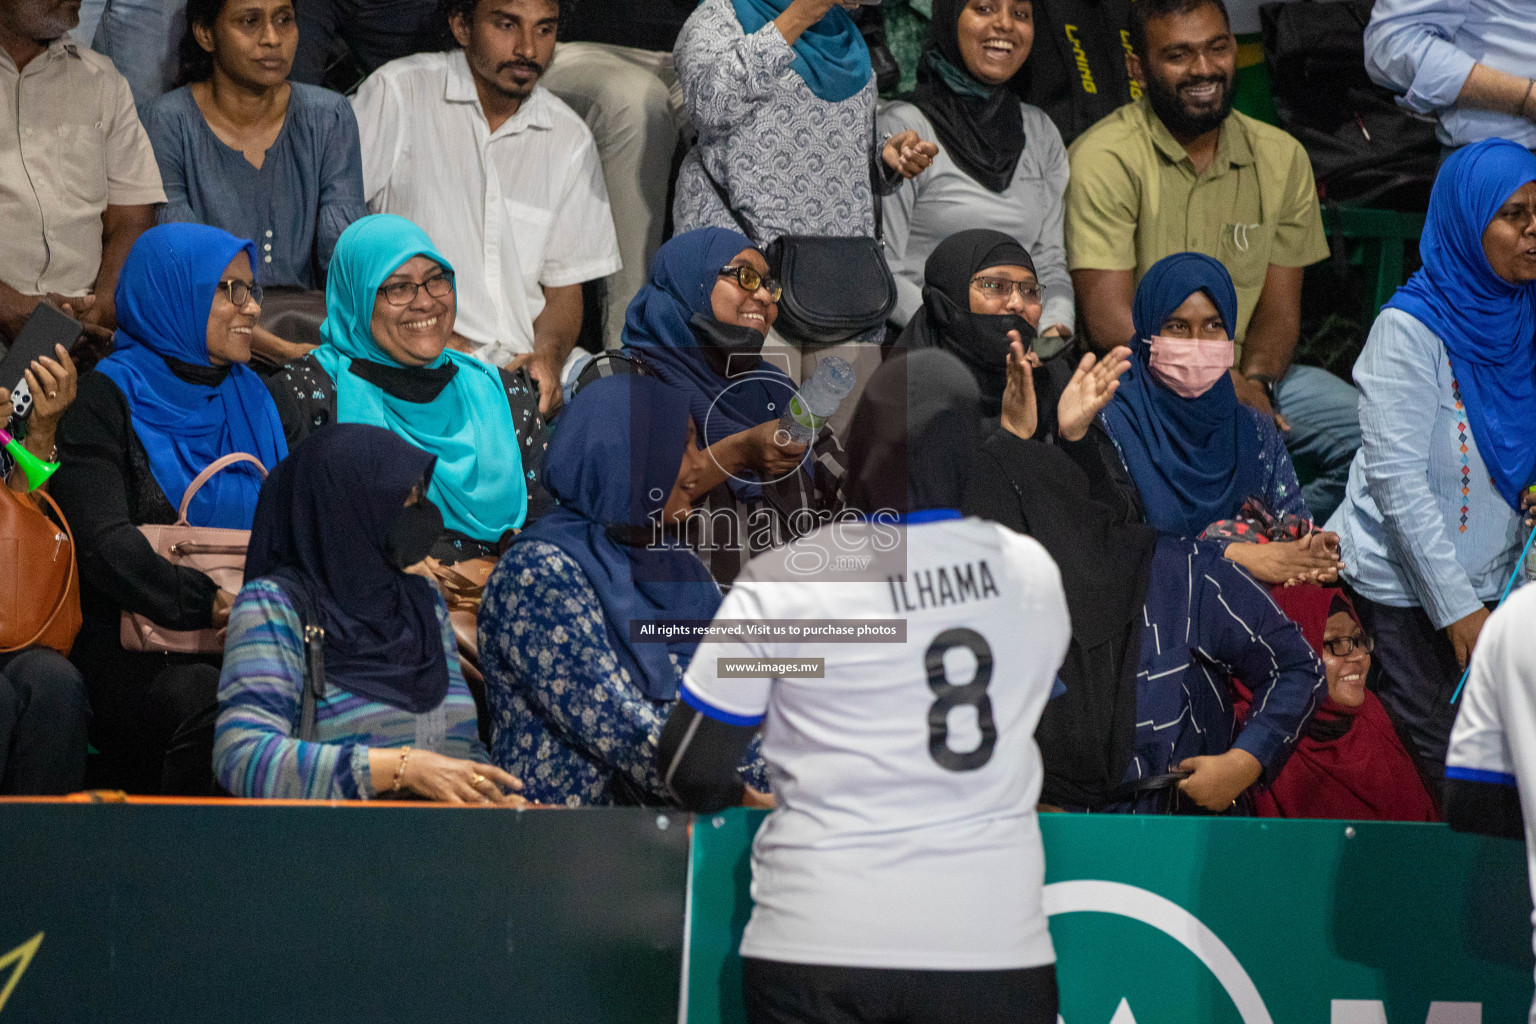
[999,333,1037,441]
[1225,530,1344,586]
[1056,346,1130,442]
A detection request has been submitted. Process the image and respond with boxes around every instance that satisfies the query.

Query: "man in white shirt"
[658,351,1067,1024]
[351,0,621,415]
[1446,583,1536,1023]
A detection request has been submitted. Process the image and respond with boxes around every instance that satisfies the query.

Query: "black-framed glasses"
[379,272,455,307]
[718,265,781,302]
[218,279,263,307]
[1323,634,1374,658]
[970,275,1042,303]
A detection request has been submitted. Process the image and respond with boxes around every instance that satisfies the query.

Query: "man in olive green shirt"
[1064,0,1358,521]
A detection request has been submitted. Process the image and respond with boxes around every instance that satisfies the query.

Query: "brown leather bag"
[120,452,268,655]
[424,555,495,687]
[0,484,81,656]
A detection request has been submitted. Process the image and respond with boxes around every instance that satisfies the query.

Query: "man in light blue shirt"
[1365,0,1536,150]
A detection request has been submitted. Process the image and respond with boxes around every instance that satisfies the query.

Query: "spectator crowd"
[2,0,1533,827]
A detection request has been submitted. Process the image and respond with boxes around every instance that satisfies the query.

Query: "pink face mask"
[1147,335,1234,398]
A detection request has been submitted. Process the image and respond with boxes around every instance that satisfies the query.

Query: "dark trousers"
[73,620,221,795]
[0,647,89,795]
[291,0,443,87]
[1349,590,1481,784]
[742,958,1058,1024]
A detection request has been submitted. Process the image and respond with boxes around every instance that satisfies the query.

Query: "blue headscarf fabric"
[514,374,721,702]
[621,227,799,500]
[1100,252,1265,538]
[1382,138,1536,511]
[98,224,287,529]
[731,0,872,103]
[312,214,527,541]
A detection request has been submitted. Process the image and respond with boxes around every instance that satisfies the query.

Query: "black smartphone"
[0,304,81,394]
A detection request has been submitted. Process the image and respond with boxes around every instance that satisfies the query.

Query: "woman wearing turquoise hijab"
[266,214,549,561]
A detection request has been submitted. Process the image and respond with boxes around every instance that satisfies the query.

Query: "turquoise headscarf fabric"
[312,214,528,540]
[731,0,872,104]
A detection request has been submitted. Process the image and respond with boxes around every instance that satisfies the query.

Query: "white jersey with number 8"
[681,514,1071,971]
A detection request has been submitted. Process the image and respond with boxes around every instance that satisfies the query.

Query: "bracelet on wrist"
[391,746,412,795]
[1520,79,1535,119]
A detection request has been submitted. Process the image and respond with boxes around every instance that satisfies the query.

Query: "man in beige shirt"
[1065,0,1358,522]
[0,0,164,346]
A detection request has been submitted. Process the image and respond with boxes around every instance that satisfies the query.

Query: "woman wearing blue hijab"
[479,373,769,806]
[53,222,289,794]
[619,227,848,586]
[1098,252,1343,588]
[264,214,548,563]
[1329,138,1536,781]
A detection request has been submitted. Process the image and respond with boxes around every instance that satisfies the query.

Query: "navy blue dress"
[142,83,367,289]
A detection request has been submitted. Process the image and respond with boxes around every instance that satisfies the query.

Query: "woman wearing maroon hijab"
[1241,586,1438,822]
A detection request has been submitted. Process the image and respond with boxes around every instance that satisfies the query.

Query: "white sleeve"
[350,71,403,209]
[1447,591,1527,786]
[681,582,775,726]
[539,132,623,288]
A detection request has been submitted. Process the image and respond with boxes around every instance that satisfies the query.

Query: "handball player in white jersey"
[1446,584,1536,1023]
[657,351,1070,1024]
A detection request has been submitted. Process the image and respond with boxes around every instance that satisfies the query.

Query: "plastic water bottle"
[779,357,855,446]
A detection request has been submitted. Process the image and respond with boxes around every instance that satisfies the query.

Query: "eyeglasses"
[1323,634,1374,658]
[970,276,1042,303]
[218,279,263,307]
[718,265,781,302]
[378,272,455,307]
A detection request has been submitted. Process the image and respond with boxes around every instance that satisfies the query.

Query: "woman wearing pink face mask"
[1098,252,1344,587]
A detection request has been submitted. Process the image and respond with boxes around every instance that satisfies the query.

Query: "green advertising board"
[685,810,1535,1024]
[3,804,1530,1023]
[0,804,688,1024]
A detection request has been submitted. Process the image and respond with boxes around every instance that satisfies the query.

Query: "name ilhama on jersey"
[887,560,1000,613]
[680,516,1071,972]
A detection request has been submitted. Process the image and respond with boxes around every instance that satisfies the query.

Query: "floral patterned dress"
[479,539,769,806]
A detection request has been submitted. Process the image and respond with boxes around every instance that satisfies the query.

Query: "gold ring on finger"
[470,772,486,788]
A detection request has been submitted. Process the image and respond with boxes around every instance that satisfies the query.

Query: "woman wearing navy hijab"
[621,227,849,586]
[1097,252,1344,588]
[479,372,769,806]
[53,223,289,794]
[1329,138,1536,781]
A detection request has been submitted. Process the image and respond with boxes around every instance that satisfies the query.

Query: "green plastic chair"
[1322,206,1426,328]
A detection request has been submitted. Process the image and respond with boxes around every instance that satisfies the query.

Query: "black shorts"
[741,957,1058,1024]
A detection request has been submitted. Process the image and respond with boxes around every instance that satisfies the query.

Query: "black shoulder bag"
[695,128,896,348]
[271,572,327,743]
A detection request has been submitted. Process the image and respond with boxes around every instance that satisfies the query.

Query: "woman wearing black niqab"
[900,228,1134,513]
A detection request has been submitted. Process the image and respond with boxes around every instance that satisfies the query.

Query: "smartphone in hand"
[0,304,82,419]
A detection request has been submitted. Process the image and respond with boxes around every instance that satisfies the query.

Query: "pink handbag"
[119,452,268,655]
